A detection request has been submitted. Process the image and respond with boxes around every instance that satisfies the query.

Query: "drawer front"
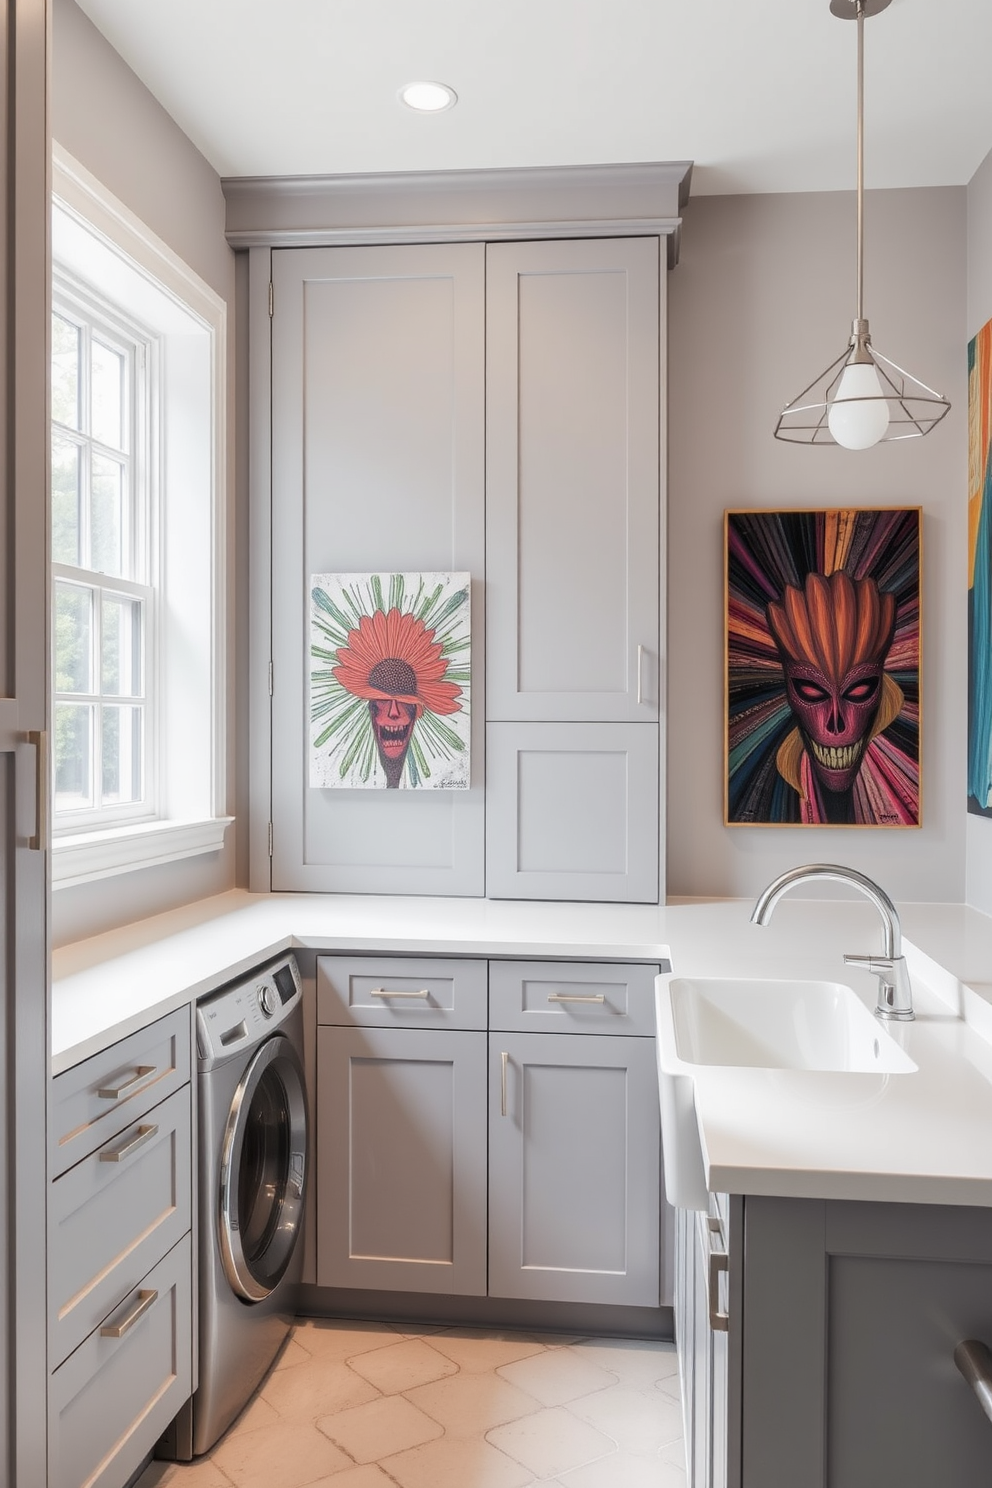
[49,1085,192,1370]
[488,959,659,1036]
[51,1006,191,1177]
[317,955,487,1030]
[48,1235,192,1488]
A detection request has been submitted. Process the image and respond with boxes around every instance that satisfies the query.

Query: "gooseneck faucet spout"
[751,863,914,1021]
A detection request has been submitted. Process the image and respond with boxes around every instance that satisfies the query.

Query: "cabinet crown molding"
[222,160,693,266]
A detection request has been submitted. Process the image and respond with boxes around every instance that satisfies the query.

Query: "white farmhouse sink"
[668,976,917,1074]
[655,974,917,1211]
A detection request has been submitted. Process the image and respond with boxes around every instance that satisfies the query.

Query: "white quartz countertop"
[51,888,992,1209]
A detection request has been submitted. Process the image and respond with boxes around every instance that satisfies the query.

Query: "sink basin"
[655,974,917,1211]
[667,976,917,1074]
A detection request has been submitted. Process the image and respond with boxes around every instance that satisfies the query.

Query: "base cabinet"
[679,1195,992,1488]
[315,953,663,1310]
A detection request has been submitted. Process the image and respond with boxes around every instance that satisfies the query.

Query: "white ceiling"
[73,0,992,195]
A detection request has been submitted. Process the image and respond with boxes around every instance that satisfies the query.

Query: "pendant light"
[774,0,950,447]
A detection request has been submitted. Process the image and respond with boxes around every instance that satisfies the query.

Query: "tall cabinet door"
[488,1032,660,1306]
[270,244,485,894]
[486,236,661,724]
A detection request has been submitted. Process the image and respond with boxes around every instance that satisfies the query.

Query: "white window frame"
[52,280,156,830]
[51,145,231,889]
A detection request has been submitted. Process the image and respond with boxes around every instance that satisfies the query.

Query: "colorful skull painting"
[726,510,920,826]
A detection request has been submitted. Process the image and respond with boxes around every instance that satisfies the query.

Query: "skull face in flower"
[767,571,902,798]
[332,607,462,787]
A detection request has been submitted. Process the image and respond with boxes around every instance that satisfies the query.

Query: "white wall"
[965,146,992,915]
[51,0,240,945]
[667,186,967,902]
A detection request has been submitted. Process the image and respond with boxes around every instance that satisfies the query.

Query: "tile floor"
[138,1318,686,1488]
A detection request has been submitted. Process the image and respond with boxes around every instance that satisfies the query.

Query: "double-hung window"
[51,292,155,826]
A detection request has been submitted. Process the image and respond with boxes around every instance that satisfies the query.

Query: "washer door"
[218,1033,308,1302]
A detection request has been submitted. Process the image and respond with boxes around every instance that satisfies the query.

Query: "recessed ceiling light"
[399,81,457,114]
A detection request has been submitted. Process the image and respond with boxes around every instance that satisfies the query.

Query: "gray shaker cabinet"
[680,1195,992,1488]
[488,1031,661,1307]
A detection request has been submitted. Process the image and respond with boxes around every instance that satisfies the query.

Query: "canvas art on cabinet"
[310,571,470,789]
[969,320,992,817]
[726,509,921,827]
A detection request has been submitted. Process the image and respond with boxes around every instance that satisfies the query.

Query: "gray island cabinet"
[679,1193,992,1488]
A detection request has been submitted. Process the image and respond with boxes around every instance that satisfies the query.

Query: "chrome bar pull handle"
[27,729,46,852]
[101,1289,157,1339]
[369,988,430,999]
[955,1340,992,1426]
[636,645,645,706]
[500,1051,509,1118]
[99,1123,158,1164]
[547,993,606,1005]
[98,1065,156,1102]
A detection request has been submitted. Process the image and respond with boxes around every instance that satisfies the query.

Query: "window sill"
[52,817,234,890]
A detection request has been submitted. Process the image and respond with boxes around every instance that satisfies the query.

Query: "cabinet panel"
[48,1235,192,1488]
[489,958,659,1036]
[49,1086,191,1369]
[486,237,660,723]
[487,721,659,901]
[316,1026,487,1294]
[50,1006,191,1178]
[317,954,487,1030]
[270,243,485,894]
[488,1032,660,1306]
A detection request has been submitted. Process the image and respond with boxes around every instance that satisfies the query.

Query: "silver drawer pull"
[101,1289,157,1339]
[99,1123,158,1164]
[369,988,430,999]
[547,993,606,1005]
[97,1065,156,1101]
[708,1216,730,1332]
[955,1340,992,1426]
[501,1051,509,1117]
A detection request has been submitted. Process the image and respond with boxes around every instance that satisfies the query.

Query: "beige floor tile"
[487,1406,616,1479]
[567,1384,684,1453]
[657,1372,683,1403]
[428,1329,549,1373]
[211,1418,353,1488]
[659,1437,688,1469]
[223,1390,280,1439]
[570,1338,679,1389]
[274,1334,313,1371]
[260,1354,381,1422]
[316,1393,443,1463]
[561,1450,687,1487]
[304,1467,397,1488]
[406,1371,543,1437]
[346,1336,459,1394]
[381,1435,537,1488]
[294,1317,398,1361]
[135,1462,234,1488]
[497,1348,618,1407]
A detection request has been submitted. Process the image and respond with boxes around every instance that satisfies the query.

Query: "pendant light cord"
[856,0,865,324]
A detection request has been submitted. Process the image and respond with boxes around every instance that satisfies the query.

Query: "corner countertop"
[51,889,992,1209]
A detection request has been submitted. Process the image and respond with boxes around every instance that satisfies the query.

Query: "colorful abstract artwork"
[726,509,921,827]
[309,571,470,790]
[969,321,992,817]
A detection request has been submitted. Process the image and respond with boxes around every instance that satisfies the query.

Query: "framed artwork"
[309,571,470,790]
[726,508,921,827]
[969,319,992,817]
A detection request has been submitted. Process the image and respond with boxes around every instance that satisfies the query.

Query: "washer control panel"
[197,953,302,1064]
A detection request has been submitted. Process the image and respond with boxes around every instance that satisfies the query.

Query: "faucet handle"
[843,953,915,1022]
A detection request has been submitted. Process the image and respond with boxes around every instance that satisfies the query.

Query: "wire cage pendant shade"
[774,0,950,447]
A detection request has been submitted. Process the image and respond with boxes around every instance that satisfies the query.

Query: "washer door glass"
[219,1033,308,1302]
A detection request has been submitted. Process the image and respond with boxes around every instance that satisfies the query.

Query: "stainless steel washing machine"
[165,953,309,1459]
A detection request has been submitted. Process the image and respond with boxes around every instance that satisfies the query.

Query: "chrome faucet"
[750,863,914,1021]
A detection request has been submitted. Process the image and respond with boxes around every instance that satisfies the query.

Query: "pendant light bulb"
[827,360,890,449]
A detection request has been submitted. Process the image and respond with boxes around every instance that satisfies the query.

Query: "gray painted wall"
[667,187,967,901]
[51,0,239,946]
[966,145,992,916]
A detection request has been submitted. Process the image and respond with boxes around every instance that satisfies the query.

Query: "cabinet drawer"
[48,1234,192,1488]
[489,960,659,1036]
[51,1006,191,1177]
[317,955,487,1030]
[49,1085,192,1369]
